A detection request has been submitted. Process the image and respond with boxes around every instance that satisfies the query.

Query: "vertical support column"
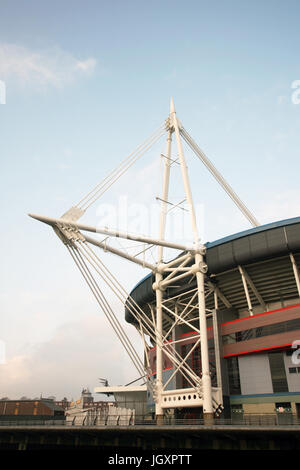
[155,284,164,423]
[172,303,177,387]
[290,253,300,298]
[213,292,223,392]
[238,265,253,316]
[171,98,214,422]
[155,128,172,424]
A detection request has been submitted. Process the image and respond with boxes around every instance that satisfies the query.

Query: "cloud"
[76,57,97,73]
[0,314,142,400]
[0,43,97,89]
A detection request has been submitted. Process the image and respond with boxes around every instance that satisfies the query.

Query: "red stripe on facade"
[222,304,300,327]
[180,326,213,338]
[149,303,300,352]
[180,331,198,338]
[223,343,293,358]
[149,366,173,377]
[179,305,300,339]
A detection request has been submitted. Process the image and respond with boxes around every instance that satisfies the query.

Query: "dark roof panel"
[125,217,300,323]
[286,224,300,251]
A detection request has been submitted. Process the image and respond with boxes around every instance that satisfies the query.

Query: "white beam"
[155,127,172,421]
[180,127,260,228]
[84,234,156,271]
[238,265,253,316]
[241,265,266,311]
[28,213,193,252]
[207,281,232,309]
[290,253,300,298]
[171,100,214,418]
[212,303,223,392]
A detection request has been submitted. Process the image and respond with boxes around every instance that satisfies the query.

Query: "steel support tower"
[30,99,258,423]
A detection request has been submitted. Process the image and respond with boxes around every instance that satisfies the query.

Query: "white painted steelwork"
[29,99,259,423]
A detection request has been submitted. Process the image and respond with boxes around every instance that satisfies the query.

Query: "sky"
[1,0,300,400]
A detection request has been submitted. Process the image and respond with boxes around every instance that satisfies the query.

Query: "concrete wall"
[114,391,147,416]
[238,354,273,395]
[242,403,275,414]
[237,350,300,396]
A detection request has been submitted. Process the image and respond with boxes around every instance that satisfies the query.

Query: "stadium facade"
[125,216,300,419]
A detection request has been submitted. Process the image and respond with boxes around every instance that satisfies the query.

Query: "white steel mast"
[169,98,214,420]
[154,121,172,423]
[30,98,259,424]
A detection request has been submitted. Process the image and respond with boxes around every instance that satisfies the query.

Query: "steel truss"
[30,98,258,423]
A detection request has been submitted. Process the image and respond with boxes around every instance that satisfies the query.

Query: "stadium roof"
[125,216,300,324]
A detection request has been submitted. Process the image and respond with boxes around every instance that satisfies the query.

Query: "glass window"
[223,333,236,345]
[275,402,291,412]
[269,352,289,393]
[231,404,243,414]
[289,367,297,374]
[223,318,300,345]
[227,357,241,395]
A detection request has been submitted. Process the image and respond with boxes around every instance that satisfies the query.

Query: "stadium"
[31,99,300,425]
[125,216,300,421]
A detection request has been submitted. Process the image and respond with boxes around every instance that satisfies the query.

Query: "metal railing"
[1,414,300,427]
[0,419,67,426]
[162,415,300,426]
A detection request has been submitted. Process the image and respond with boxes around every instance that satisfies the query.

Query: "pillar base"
[156,414,164,425]
[203,412,215,425]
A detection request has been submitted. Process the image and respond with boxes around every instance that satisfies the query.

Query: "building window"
[227,357,241,395]
[231,404,243,414]
[275,402,291,413]
[288,367,300,374]
[223,318,300,345]
[268,352,289,393]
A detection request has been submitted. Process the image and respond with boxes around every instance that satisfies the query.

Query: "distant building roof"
[94,385,147,396]
[0,399,64,417]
